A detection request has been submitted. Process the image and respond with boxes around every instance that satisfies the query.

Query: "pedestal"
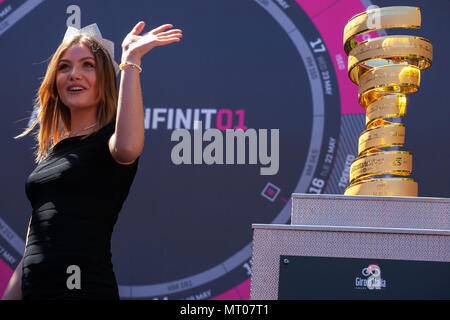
[250,194,450,300]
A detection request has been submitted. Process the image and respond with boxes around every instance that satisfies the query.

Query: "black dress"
[22,119,139,300]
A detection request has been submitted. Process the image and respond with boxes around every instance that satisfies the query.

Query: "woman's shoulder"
[97,118,116,137]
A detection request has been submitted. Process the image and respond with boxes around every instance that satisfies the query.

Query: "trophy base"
[290,193,447,229]
[250,193,450,300]
[344,178,418,197]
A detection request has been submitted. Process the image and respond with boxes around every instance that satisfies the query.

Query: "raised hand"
[121,21,182,64]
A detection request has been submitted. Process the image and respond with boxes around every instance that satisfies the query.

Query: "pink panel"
[236,278,250,300]
[295,0,340,18]
[0,259,14,298]
[297,0,367,115]
[211,278,250,300]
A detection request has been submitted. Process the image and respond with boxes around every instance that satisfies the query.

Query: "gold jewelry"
[343,6,421,55]
[63,122,97,138]
[119,62,142,73]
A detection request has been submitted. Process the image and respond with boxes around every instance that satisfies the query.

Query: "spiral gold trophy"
[343,6,432,197]
[250,5,450,301]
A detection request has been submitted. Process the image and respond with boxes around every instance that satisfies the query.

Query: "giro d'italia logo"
[355,264,387,290]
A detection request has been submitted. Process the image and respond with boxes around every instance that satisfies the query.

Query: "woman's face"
[56,43,99,112]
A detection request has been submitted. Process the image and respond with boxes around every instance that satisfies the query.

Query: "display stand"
[250,194,450,299]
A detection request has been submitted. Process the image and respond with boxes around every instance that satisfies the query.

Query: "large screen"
[0,0,448,299]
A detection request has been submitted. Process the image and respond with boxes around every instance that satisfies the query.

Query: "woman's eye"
[58,62,94,70]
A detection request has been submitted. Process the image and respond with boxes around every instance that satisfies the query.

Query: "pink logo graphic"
[355,264,387,290]
[261,183,280,202]
[362,264,380,277]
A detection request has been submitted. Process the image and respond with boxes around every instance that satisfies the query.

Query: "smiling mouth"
[67,88,87,94]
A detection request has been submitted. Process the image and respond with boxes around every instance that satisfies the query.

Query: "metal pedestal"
[250,194,450,300]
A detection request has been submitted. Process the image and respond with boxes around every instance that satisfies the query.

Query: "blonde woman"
[1,21,182,300]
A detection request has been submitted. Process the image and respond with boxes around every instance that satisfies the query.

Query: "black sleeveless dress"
[22,119,139,300]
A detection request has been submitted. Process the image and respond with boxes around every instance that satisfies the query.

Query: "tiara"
[63,23,120,75]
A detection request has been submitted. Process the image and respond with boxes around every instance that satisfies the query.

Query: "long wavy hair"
[15,34,118,163]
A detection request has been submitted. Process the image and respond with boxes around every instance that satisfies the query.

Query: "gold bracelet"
[119,62,142,73]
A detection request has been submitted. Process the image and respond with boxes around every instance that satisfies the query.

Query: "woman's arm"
[1,217,31,300]
[109,53,145,164]
[108,21,182,164]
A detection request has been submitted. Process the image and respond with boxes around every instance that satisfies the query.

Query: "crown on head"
[63,23,120,75]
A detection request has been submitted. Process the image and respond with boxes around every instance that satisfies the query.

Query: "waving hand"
[121,21,182,63]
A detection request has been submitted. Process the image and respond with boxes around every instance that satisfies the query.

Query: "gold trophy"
[343,6,433,197]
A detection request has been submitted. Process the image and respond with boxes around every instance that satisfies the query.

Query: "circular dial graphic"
[114,0,344,300]
[3,0,447,300]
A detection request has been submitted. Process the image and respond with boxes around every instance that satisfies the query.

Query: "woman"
[1,21,182,300]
